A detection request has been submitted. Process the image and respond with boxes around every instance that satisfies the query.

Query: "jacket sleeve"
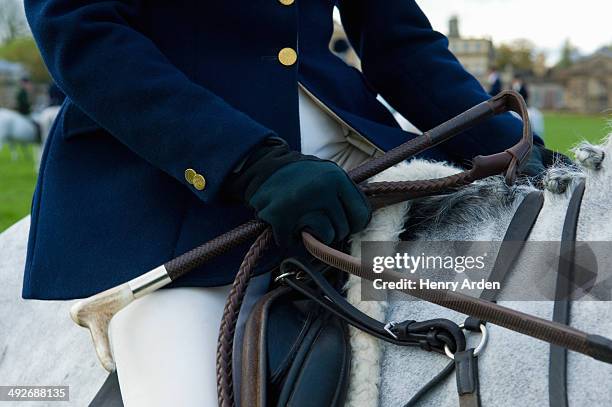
[25,0,275,202]
[337,0,543,162]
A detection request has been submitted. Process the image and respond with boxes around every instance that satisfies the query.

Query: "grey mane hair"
[541,163,586,195]
[573,140,607,171]
[405,144,598,234]
[405,176,536,232]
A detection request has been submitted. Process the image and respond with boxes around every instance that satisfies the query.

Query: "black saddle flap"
[241,287,351,407]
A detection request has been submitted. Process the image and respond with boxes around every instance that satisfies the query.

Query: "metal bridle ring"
[444,323,488,360]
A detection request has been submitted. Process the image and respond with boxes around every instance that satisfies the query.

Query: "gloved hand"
[226,138,371,246]
[521,144,574,179]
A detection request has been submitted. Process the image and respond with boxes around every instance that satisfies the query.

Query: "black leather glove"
[226,139,371,246]
[521,144,574,179]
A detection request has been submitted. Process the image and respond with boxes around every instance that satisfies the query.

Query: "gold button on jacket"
[278,48,297,66]
[184,168,196,184]
[278,0,294,5]
[192,174,206,191]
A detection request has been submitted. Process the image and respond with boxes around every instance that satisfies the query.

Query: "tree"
[0,37,50,83]
[533,52,548,77]
[556,39,577,69]
[0,0,30,44]
[495,39,536,73]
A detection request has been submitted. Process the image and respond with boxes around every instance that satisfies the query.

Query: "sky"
[416,0,612,64]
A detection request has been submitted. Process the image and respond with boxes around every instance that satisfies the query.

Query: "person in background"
[488,66,502,96]
[15,77,32,116]
[512,75,530,104]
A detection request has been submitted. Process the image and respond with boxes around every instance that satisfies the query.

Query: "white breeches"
[109,286,232,407]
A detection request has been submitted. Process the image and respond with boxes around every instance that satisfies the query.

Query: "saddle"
[240,277,351,407]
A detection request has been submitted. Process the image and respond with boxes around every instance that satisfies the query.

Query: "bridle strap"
[403,190,545,407]
[549,179,587,407]
[480,190,545,302]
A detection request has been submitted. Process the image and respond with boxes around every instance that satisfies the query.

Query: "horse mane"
[402,176,535,237]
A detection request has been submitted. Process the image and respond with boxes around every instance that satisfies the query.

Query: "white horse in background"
[0,108,39,160]
[0,106,60,170]
[1,128,611,405]
[34,105,62,168]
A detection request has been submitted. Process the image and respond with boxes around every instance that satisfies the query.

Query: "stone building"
[528,79,566,110]
[329,16,495,88]
[447,16,495,86]
[554,49,612,114]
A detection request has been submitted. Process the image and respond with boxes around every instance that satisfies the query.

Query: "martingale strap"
[549,179,587,407]
[455,349,481,407]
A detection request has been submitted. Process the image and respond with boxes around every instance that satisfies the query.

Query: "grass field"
[0,145,38,232]
[543,112,610,154]
[0,112,609,232]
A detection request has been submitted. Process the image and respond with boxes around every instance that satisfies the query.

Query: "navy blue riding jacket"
[22,0,538,299]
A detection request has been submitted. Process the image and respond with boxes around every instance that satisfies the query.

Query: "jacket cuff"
[178,124,277,203]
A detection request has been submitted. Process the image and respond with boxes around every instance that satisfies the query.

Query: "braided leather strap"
[216,228,273,407]
[165,220,267,280]
[362,171,476,196]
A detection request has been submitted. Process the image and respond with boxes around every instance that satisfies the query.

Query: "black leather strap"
[280,258,466,353]
[455,349,481,407]
[481,191,545,301]
[549,180,586,407]
[403,361,456,407]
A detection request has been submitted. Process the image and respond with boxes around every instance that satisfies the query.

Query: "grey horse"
[1,134,611,406]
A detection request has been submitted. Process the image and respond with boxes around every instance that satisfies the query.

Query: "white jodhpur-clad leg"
[109,285,232,407]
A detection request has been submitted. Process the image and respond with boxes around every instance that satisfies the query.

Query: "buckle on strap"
[384,321,399,340]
